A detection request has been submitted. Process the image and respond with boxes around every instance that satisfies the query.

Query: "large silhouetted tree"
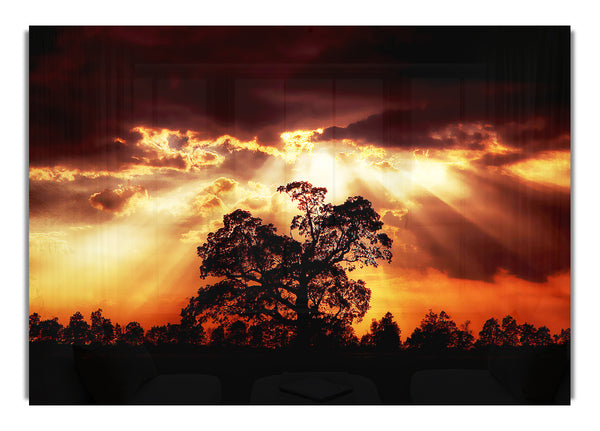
[226,320,248,346]
[210,325,225,346]
[182,181,392,347]
[248,325,265,348]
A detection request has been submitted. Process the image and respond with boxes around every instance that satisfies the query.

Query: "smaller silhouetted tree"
[165,324,182,344]
[478,318,502,347]
[39,317,63,342]
[29,313,41,341]
[405,310,457,350]
[150,322,204,345]
[359,332,373,348]
[244,321,295,349]
[114,323,123,343]
[324,320,359,349]
[178,316,205,344]
[369,312,401,351]
[518,322,537,346]
[339,327,359,349]
[63,311,90,344]
[90,309,114,344]
[145,325,169,345]
[123,322,144,345]
[553,328,571,345]
[500,315,520,347]
[534,326,552,347]
[247,322,292,349]
[305,318,359,350]
[451,320,475,349]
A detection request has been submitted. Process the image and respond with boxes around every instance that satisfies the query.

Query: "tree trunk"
[294,279,310,349]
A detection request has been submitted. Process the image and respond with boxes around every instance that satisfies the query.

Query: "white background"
[2,1,597,429]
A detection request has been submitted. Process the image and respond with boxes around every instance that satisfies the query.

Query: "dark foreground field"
[30,342,570,405]
[145,346,489,404]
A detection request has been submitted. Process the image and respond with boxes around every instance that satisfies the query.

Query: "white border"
[3,2,599,430]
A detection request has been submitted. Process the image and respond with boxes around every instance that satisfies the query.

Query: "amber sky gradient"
[29,27,570,339]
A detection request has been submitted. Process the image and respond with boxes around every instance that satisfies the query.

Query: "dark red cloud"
[29,26,354,165]
[29,26,570,167]
[318,90,569,158]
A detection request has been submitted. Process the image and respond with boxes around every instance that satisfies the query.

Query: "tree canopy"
[28,308,571,351]
[362,311,401,351]
[181,181,393,347]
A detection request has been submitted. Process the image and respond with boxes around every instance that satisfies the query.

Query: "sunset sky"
[28,26,570,338]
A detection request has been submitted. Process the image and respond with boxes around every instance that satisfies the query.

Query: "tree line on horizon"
[28,308,570,351]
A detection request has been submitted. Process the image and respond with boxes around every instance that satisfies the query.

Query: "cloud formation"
[89,185,149,216]
[201,177,238,195]
[30,27,569,170]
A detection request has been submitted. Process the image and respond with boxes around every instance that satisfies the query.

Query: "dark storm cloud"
[401,170,570,283]
[494,112,571,153]
[29,26,569,167]
[320,106,493,150]
[231,78,391,143]
[319,107,447,149]
[28,26,353,165]
[318,89,569,156]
